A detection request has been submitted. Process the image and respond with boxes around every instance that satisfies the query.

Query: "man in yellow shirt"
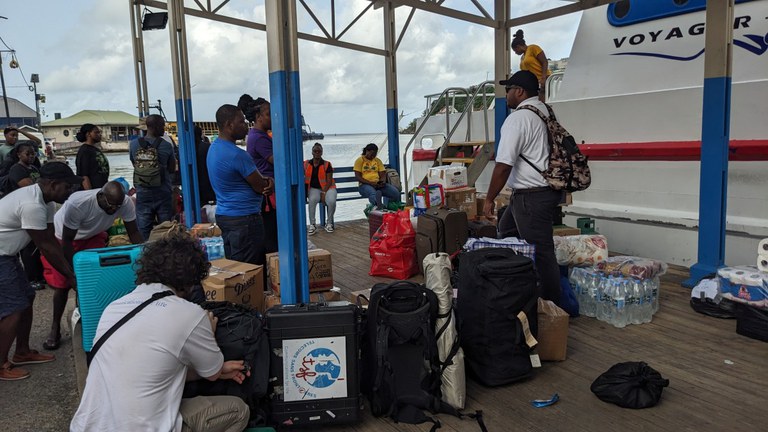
[353,143,400,209]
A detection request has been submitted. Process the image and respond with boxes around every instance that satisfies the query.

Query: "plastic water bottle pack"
[199,236,225,261]
[569,267,659,328]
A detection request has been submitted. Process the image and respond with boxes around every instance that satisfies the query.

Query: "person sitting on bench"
[353,143,399,210]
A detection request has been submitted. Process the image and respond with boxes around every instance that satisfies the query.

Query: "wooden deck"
[308,220,768,432]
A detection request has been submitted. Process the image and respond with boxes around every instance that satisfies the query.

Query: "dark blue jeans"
[216,213,265,265]
[358,183,401,207]
[135,188,174,241]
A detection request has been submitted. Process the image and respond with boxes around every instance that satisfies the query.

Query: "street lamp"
[30,73,40,127]
[0,16,8,127]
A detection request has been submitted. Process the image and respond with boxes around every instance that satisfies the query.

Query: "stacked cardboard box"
[265,249,334,294]
[190,223,222,238]
[202,259,264,311]
[264,287,342,309]
[443,186,477,219]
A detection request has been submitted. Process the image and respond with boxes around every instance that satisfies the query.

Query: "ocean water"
[80,133,415,223]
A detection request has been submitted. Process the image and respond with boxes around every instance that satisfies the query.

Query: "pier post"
[684,0,734,287]
[493,0,510,152]
[383,0,401,177]
[167,0,200,226]
[266,0,310,304]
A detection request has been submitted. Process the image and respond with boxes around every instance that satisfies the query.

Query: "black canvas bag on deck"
[590,361,670,409]
[363,281,486,431]
[456,248,539,386]
[183,302,270,423]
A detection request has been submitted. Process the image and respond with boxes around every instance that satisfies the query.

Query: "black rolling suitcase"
[416,208,468,273]
[266,302,362,426]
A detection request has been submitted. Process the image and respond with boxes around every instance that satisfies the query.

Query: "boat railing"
[546,72,565,102]
[402,81,495,193]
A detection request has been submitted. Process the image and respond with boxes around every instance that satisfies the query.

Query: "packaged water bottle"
[213,237,225,260]
[613,278,628,328]
[569,268,581,304]
[583,271,598,318]
[651,277,660,315]
[629,279,643,325]
[597,275,610,323]
[641,279,653,323]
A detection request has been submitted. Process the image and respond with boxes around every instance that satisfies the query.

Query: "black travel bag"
[266,302,362,427]
[362,280,486,431]
[467,219,497,238]
[735,302,768,342]
[456,248,539,386]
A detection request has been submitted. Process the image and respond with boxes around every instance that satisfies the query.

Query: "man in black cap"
[483,70,564,304]
[0,162,81,380]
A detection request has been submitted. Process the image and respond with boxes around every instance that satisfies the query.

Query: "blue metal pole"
[494,0,510,152]
[383,2,401,180]
[266,0,309,304]
[683,0,734,287]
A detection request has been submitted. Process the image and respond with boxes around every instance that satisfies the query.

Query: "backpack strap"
[515,104,551,176]
[87,290,174,366]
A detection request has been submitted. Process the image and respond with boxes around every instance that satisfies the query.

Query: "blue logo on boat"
[607,0,756,28]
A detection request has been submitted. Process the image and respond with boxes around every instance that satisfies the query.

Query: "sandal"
[43,335,61,351]
[0,362,30,381]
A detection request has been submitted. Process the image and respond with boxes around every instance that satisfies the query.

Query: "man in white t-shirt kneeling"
[71,233,250,432]
[41,181,144,351]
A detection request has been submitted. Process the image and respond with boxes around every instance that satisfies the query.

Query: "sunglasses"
[98,192,123,210]
[505,85,523,92]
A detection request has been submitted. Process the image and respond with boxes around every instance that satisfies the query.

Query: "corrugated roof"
[41,110,140,127]
[0,96,37,118]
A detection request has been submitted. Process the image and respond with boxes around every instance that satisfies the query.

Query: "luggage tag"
[517,311,539,348]
[530,393,559,408]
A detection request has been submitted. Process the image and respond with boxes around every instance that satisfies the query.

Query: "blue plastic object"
[74,245,143,351]
[531,393,559,408]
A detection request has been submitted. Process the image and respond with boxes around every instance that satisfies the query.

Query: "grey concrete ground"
[0,288,79,432]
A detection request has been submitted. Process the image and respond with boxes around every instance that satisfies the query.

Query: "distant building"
[550,57,569,73]
[0,96,38,129]
[41,110,141,145]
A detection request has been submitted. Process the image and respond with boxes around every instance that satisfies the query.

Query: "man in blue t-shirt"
[207,105,274,265]
[128,114,176,240]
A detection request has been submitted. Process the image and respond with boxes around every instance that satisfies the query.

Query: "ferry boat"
[407,0,768,268]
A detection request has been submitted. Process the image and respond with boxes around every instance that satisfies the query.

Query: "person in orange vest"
[303,143,337,235]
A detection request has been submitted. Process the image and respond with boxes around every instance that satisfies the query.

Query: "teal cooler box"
[74,245,143,351]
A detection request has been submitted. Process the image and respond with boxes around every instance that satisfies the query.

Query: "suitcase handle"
[99,255,132,267]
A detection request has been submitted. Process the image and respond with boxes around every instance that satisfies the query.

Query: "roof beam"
[507,0,618,28]
[372,0,496,27]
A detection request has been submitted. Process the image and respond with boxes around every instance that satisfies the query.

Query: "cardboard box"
[558,192,573,207]
[427,165,468,190]
[536,298,569,361]
[264,287,342,310]
[266,249,333,294]
[443,186,477,219]
[190,223,222,238]
[202,259,264,311]
[476,193,487,217]
[553,225,582,237]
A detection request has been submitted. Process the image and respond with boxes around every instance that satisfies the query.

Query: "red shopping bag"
[369,210,418,279]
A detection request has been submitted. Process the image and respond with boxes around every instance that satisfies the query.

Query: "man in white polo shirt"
[41,181,143,351]
[0,162,82,381]
[483,70,565,304]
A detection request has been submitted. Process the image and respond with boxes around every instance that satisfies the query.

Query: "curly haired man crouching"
[71,233,250,432]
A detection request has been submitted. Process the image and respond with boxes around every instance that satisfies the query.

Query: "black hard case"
[266,302,361,426]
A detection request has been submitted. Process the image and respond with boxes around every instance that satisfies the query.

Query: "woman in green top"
[353,143,400,209]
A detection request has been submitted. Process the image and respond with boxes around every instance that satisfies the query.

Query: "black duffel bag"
[456,248,538,386]
[590,361,669,409]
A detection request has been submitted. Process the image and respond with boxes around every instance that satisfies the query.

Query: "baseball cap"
[499,70,539,94]
[39,162,83,185]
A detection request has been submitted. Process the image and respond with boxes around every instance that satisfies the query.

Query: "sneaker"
[325,223,334,233]
[308,224,317,236]
[0,362,30,381]
[11,350,55,366]
[30,281,45,291]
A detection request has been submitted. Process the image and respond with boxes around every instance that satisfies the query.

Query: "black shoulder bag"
[86,290,174,366]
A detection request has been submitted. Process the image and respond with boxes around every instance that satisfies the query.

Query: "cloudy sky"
[1,0,580,133]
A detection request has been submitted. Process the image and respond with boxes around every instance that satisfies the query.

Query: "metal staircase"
[402,80,496,201]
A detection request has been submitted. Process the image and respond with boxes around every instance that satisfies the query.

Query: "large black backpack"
[183,302,270,423]
[363,281,486,431]
[457,248,539,386]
